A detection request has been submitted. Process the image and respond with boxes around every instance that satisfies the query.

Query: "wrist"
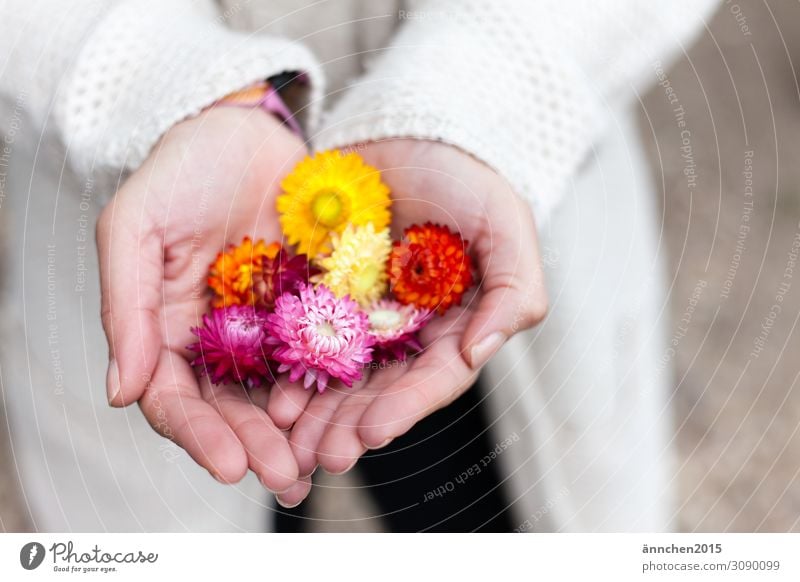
[214,79,303,137]
[158,105,301,163]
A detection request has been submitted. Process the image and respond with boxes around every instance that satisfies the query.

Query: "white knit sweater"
[0,0,716,223]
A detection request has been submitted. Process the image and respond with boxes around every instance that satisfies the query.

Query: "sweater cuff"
[57,0,323,175]
[313,4,599,224]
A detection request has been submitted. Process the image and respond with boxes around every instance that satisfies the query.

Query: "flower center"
[369,309,403,331]
[353,264,381,295]
[311,190,345,227]
[316,321,337,337]
[226,313,265,341]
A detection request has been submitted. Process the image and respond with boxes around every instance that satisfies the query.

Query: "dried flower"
[266,285,373,392]
[365,299,431,363]
[255,247,315,308]
[208,237,280,308]
[388,223,473,314]
[188,306,275,388]
[314,223,391,307]
[277,150,391,256]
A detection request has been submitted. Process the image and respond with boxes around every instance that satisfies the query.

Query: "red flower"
[388,223,473,315]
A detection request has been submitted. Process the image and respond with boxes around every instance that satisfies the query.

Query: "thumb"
[96,195,163,407]
[461,195,548,370]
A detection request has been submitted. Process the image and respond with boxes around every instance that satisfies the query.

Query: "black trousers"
[274,380,514,532]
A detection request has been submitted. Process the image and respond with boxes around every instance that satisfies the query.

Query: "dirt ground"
[2,0,800,532]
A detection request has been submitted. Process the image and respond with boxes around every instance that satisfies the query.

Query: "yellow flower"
[314,224,392,307]
[277,150,391,256]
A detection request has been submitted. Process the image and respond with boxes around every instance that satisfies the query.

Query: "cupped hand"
[268,139,548,505]
[97,107,307,492]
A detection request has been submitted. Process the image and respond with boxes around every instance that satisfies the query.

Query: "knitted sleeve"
[0,0,322,175]
[314,0,717,223]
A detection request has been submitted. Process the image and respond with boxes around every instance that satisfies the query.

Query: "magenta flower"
[366,299,431,363]
[266,284,373,392]
[187,305,275,388]
[255,247,317,309]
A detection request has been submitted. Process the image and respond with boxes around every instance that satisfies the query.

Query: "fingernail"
[298,465,318,479]
[326,457,358,476]
[276,496,303,509]
[257,474,275,492]
[258,474,292,494]
[364,437,393,451]
[469,332,506,369]
[106,359,121,404]
[209,471,226,484]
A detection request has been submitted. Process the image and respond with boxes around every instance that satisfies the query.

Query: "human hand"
[97,107,309,494]
[267,139,548,506]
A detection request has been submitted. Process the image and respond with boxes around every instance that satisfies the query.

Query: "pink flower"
[266,284,373,392]
[187,306,275,388]
[365,299,431,363]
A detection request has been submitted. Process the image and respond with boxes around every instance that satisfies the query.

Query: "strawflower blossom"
[208,237,279,308]
[254,246,315,308]
[365,299,431,363]
[388,222,473,315]
[314,223,391,307]
[266,284,373,393]
[188,305,275,388]
[277,150,391,256]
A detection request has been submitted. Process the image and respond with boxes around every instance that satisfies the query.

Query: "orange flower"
[388,223,473,315]
[208,237,280,307]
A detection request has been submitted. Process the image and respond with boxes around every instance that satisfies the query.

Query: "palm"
[266,140,547,501]
[99,107,307,491]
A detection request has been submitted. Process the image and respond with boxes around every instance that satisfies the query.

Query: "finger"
[357,314,478,449]
[316,387,380,475]
[97,195,163,407]
[275,475,313,509]
[267,376,315,430]
[202,381,299,493]
[461,194,548,370]
[315,362,411,474]
[139,348,248,483]
[289,384,353,478]
[247,384,270,410]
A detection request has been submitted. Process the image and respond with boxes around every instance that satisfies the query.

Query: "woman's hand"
[97,107,307,493]
[267,139,548,506]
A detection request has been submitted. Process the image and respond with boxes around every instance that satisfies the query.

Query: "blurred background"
[3,0,800,531]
